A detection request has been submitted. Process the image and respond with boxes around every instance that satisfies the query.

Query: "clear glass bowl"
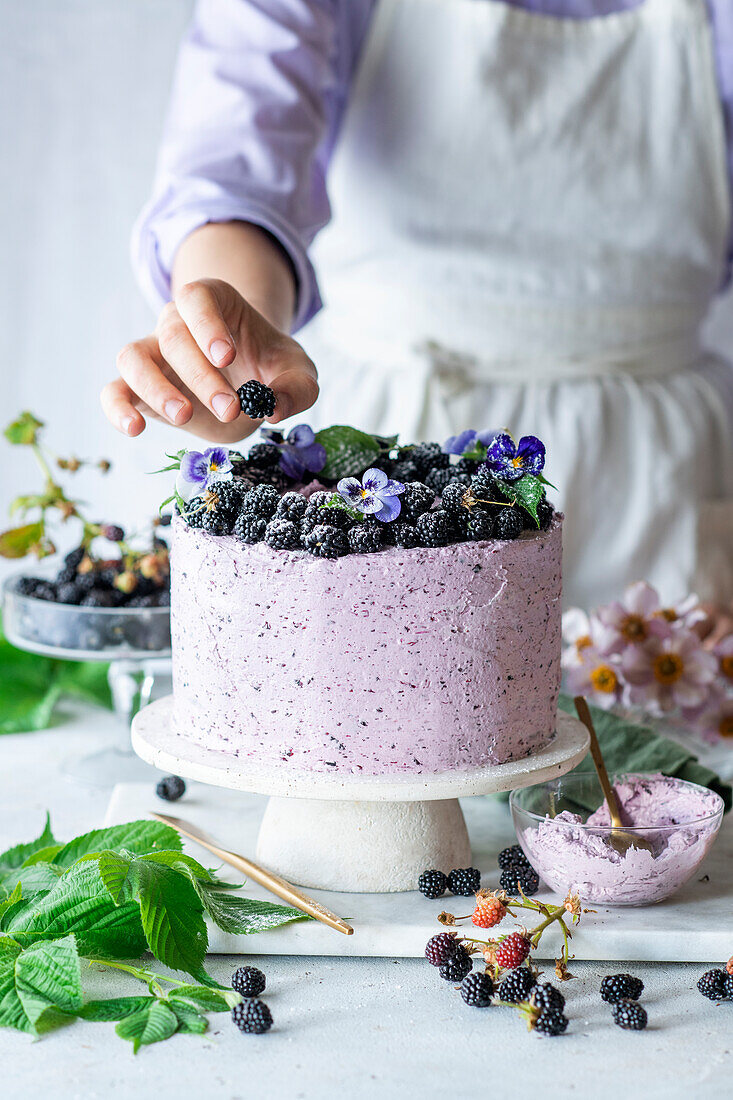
[510,772,724,906]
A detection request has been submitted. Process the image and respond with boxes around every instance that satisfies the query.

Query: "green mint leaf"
[321,498,363,523]
[4,412,44,446]
[115,1000,179,1053]
[168,984,236,1012]
[0,862,62,910]
[122,855,209,978]
[195,884,312,935]
[0,813,55,876]
[537,473,557,490]
[0,934,81,1035]
[494,474,545,526]
[52,820,182,868]
[78,995,155,1022]
[166,1000,208,1034]
[314,425,381,481]
[97,850,135,904]
[0,522,45,559]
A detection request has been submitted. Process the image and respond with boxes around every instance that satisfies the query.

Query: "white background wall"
[1,0,732,573]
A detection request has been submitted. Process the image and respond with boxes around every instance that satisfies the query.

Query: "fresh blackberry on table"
[467,510,494,541]
[304,524,349,559]
[497,967,537,1003]
[600,973,644,1004]
[348,523,382,554]
[497,845,529,871]
[531,983,566,1013]
[416,509,451,548]
[391,522,421,549]
[247,442,281,468]
[492,508,524,540]
[441,480,469,517]
[81,588,119,607]
[400,481,435,523]
[56,581,83,605]
[537,499,554,531]
[460,972,494,1007]
[534,1009,569,1036]
[231,965,266,998]
[242,483,280,520]
[264,518,301,551]
[237,379,276,419]
[696,969,731,1001]
[276,491,308,522]
[447,867,481,896]
[231,998,273,1034]
[233,512,267,545]
[418,869,448,899]
[156,775,186,802]
[425,932,460,967]
[425,466,455,496]
[439,948,473,983]
[612,1000,647,1031]
[499,863,540,896]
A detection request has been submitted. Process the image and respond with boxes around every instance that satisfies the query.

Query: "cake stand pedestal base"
[132,698,589,893]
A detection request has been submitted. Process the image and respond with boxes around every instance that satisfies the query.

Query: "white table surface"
[1,701,732,1100]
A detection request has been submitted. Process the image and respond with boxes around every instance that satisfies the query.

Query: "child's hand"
[101,279,318,442]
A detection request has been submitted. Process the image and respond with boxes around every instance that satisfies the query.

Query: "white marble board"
[105,782,733,962]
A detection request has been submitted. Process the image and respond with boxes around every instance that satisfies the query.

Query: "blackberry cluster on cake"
[177,437,556,558]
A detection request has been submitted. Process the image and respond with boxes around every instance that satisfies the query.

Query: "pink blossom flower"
[564,645,622,709]
[561,608,599,670]
[689,692,733,744]
[714,635,733,686]
[621,630,717,714]
[594,581,672,656]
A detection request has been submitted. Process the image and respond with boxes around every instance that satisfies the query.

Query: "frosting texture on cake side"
[170,516,562,775]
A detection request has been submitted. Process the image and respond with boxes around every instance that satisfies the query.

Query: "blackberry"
[537,499,554,531]
[425,932,460,967]
[127,593,158,608]
[600,973,644,1004]
[534,1009,569,1036]
[264,518,300,550]
[425,466,455,495]
[497,967,537,1003]
[300,505,323,538]
[390,522,420,549]
[81,589,119,607]
[447,867,481,896]
[64,546,86,571]
[499,863,540,896]
[231,998,273,1034]
[460,972,494,1007]
[156,775,185,801]
[389,459,420,483]
[416,509,451,548]
[438,948,473,982]
[467,510,494,541]
[237,379,276,419]
[247,442,281,468]
[233,512,267,545]
[242,484,280,520]
[348,524,382,554]
[496,931,531,970]
[612,1000,647,1031]
[531,983,566,1013]
[497,845,528,871]
[408,442,448,475]
[316,497,353,529]
[184,502,205,529]
[101,524,125,542]
[470,466,499,498]
[696,969,730,1001]
[307,490,331,508]
[492,508,524,540]
[400,481,435,523]
[201,509,233,536]
[455,457,479,476]
[259,467,291,493]
[231,965,266,997]
[16,576,43,597]
[55,563,78,585]
[304,524,349,559]
[417,869,448,899]
[276,492,308,522]
[441,480,469,517]
[56,581,83,605]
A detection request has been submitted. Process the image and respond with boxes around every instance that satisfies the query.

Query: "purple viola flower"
[337,468,405,523]
[442,427,499,455]
[176,446,233,502]
[485,432,545,482]
[261,424,326,480]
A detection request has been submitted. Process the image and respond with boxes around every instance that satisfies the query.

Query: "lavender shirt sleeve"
[132,0,356,331]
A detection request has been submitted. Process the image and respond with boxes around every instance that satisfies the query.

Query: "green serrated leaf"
[52,820,182,868]
[0,813,56,876]
[97,850,135,905]
[115,1000,179,1053]
[0,863,62,909]
[0,883,22,921]
[195,883,312,935]
[9,494,47,518]
[167,999,208,1034]
[495,473,545,525]
[4,412,43,446]
[78,996,155,1022]
[130,857,208,978]
[15,934,82,1026]
[314,425,381,481]
[168,984,235,1012]
[0,522,45,559]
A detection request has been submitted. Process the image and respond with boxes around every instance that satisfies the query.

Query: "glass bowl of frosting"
[510,772,724,906]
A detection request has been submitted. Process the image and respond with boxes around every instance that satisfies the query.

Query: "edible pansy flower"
[485,432,545,481]
[337,468,405,522]
[175,447,233,502]
[563,644,622,709]
[621,630,717,714]
[261,424,326,480]
[442,428,498,456]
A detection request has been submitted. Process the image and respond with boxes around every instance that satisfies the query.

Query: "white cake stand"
[132,697,589,893]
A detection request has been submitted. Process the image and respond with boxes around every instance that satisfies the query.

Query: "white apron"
[299,0,733,608]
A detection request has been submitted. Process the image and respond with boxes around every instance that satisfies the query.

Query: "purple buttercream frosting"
[170,515,563,775]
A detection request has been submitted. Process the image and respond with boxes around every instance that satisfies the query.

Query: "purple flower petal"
[297,441,326,473]
[516,435,545,475]
[359,492,385,515]
[287,423,316,448]
[443,429,477,455]
[477,428,499,446]
[486,432,516,465]
[374,495,402,522]
[179,450,208,486]
[380,478,405,497]
[362,468,389,492]
[337,477,366,506]
[279,447,306,480]
[204,446,232,475]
